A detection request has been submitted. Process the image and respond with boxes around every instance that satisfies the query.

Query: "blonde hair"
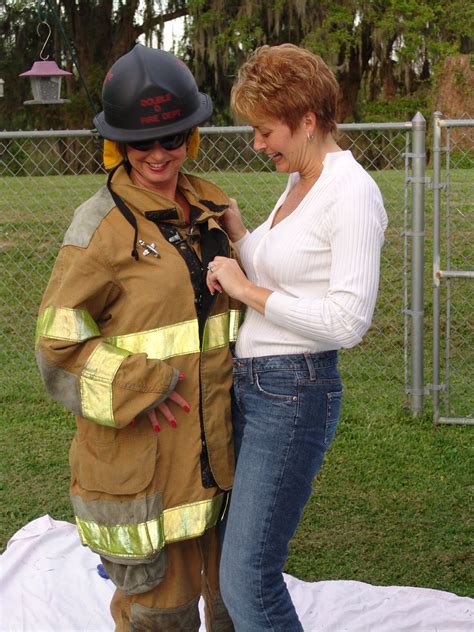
[231,44,339,135]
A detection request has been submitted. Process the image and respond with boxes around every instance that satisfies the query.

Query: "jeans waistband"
[233,350,338,375]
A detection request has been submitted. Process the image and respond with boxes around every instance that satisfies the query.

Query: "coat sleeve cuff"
[138,368,180,415]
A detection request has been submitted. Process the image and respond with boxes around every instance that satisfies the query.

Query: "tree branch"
[148,7,189,29]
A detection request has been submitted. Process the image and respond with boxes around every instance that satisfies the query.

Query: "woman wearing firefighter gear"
[35,44,240,631]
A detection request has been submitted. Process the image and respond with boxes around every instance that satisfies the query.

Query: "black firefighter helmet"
[93,44,212,142]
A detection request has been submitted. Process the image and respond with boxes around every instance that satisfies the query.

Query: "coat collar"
[110,165,229,227]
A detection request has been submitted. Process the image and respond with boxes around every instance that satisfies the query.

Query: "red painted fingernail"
[183,404,190,413]
[129,419,136,427]
[153,423,161,433]
[170,419,177,428]
[179,372,185,380]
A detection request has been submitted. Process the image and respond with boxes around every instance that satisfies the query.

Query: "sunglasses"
[127,131,190,152]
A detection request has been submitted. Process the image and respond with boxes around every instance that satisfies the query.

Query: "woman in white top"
[207,44,388,632]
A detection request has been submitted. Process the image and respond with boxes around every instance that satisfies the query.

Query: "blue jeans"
[220,351,342,632]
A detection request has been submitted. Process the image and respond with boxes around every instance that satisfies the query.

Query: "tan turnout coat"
[36,165,241,593]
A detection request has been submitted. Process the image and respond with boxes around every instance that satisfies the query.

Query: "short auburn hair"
[231,44,339,135]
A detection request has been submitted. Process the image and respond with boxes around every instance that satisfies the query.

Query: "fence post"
[432,111,443,423]
[410,112,426,415]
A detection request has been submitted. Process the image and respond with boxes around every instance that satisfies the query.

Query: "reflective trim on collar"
[35,306,100,348]
[80,342,131,427]
[75,493,225,559]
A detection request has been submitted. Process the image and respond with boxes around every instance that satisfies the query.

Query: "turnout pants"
[110,526,234,631]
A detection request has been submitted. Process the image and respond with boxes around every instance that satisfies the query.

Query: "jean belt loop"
[304,352,317,382]
[248,357,255,385]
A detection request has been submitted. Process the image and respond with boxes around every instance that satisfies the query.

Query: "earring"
[307,133,314,142]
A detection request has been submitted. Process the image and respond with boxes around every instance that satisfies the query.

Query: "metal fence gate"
[431,113,474,425]
[0,115,472,423]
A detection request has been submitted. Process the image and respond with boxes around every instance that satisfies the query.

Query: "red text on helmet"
[139,108,182,125]
[140,93,173,108]
[162,108,181,120]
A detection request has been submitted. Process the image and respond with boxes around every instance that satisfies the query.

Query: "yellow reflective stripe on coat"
[108,318,200,359]
[80,342,131,427]
[202,313,229,351]
[35,306,100,348]
[75,493,225,558]
[164,491,224,542]
[108,310,243,358]
[37,308,243,426]
[228,309,243,342]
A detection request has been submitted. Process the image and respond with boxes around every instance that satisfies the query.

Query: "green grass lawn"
[0,168,472,597]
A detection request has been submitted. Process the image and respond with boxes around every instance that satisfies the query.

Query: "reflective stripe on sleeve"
[35,306,100,348]
[80,342,131,427]
[75,493,225,559]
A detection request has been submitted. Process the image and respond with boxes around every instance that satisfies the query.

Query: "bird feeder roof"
[20,60,72,78]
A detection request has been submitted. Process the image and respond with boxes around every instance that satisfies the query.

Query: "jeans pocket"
[325,390,342,448]
[254,370,297,401]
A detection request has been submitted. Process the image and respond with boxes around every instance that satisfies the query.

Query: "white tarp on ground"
[0,515,472,632]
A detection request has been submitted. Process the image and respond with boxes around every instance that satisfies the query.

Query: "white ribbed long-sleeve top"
[234,150,388,358]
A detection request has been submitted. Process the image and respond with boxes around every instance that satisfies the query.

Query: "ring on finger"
[207,262,215,272]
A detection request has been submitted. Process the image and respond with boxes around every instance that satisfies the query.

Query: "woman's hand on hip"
[129,373,190,433]
[148,390,190,432]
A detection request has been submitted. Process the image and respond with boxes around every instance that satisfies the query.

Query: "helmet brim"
[93,92,212,142]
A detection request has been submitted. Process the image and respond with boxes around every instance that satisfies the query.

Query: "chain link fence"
[194,124,412,421]
[0,120,472,421]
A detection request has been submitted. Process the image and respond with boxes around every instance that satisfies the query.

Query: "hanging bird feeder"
[19,21,71,105]
[20,60,72,104]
